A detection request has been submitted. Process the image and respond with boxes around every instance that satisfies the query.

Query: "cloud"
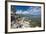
[16,6,41,15]
[22,11,29,14]
[16,10,22,14]
[27,7,41,15]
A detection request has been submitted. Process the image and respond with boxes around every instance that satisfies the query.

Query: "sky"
[11,5,41,15]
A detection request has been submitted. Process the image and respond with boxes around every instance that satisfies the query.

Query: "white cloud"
[27,7,41,15]
[16,6,41,15]
[22,11,29,14]
[16,10,29,14]
[16,10,22,14]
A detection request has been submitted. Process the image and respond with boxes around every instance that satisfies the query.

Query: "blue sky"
[16,6,30,11]
[11,5,41,15]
